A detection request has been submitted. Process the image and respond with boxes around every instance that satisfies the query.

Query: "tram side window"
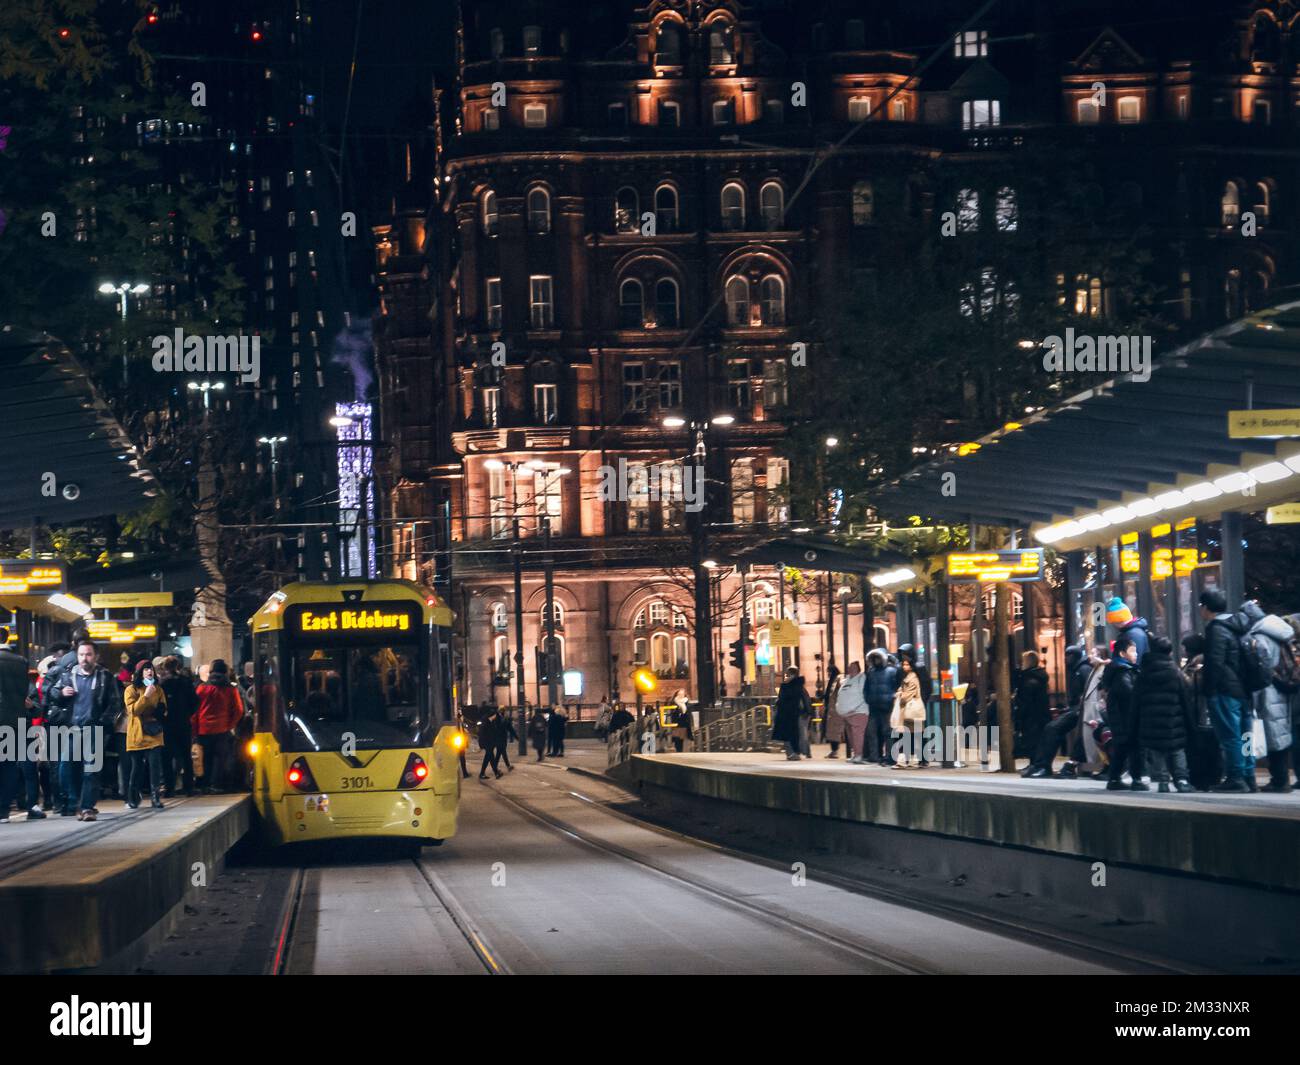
[254,644,283,734]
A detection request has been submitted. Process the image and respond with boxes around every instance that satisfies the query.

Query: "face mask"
[145,676,154,686]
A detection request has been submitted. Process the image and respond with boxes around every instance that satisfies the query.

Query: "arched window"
[481,189,498,236]
[493,635,509,673]
[527,187,551,234]
[957,188,979,232]
[1221,181,1240,227]
[540,601,564,629]
[633,637,649,664]
[852,180,874,225]
[655,278,680,328]
[709,24,733,65]
[654,184,679,232]
[615,186,639,232]
[759,181,784,230]
[760,275,785,325]
[873,624,890,648]
[656,21,683,63]
[651,632,672,673]
[1255,181,1271,225]
[634,608,647,630]
[491,602,507,630]
[673,635,690,673]
[619,279,644,329]
[720,182,745,230]
[725,276,750,325]
[995,186,1018,232]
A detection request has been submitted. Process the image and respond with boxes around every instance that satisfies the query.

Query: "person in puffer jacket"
[1105,598,1150,664]
[1134,636,1196,793]
[192,660,245,793]
[1239,600,1295,792]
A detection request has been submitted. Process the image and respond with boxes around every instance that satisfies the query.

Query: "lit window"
[709,25,733,65]
[727,358,753,410]
[760,275,785,325]
[615,186,639,232]
[523,103,547,128]
[725,276,750,325]
[1177,94,1189,120]
[623,361,646,412]
[953,30,987,57]
[1117,96,1141,123]
[961,99,1001,129]
[731,459,756,523]
[720,182,745,230]
[852,180,874,224]
[654,184,678,231]
[627,462,651,530]
[657,361,682,408]
[848,96,871,121]
[759,182,784,230]
[891,98,906,121]
[482,386,500,428]
[483,106,500,131]
[1221,181,1240,227]
[996,187,1018,232]
[527,187,551,234]
[763,360,788,410]
[1077,98,1100,124]
[482,189,498,235]
[957,188,980,232]
[656,22,682,63]
[485,277,502,330]
[533,464,563,533]
[489,469,508,538]
[529,275,554,329]
[767,457,790,523]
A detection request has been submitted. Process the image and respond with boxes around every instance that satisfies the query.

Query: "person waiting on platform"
[1134,636,1196,793]
[862,650,900,766]
[772,667,812,761]
[528,707,549,761]
[835,662,870,764]
[1021,645,1091,779]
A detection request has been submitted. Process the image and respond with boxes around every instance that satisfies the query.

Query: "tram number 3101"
[338,776,375,790]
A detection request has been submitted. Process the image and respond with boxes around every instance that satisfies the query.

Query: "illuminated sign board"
[295,608,412,633]
[1120,547,1199,579]
[562,668,583,698]
[0,560,66,595]
[91,592,174,608]
[1228,408,1300,439]
[946,550,1044,583]
[86,621,158,643]
[768,619,800,647]
[1266,503,1300,525]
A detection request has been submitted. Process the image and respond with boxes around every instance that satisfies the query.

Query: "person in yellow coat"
[124,659,168,810]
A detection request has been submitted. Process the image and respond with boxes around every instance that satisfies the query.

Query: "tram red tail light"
[399,753,429,788]
[286,757,318,792]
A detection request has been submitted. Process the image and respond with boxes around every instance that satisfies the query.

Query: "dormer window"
[953,30,987,57]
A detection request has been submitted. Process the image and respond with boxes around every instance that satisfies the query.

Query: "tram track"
[481,779,935,974]
[522,766,1206,975]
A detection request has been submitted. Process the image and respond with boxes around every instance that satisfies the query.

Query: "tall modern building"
[372,0,1297,708]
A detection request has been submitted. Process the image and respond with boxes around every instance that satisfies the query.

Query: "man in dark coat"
[1022,644,1091,778]
[1102,636,1144,791]
[0,628,43,822]
[862,649,900,766]
[771,667,811,761]
[1013,650,1050,762]
[477,708,505,779]
[547,705,567,756]
[157,656,196,796]
[46,639,120,820]
[1199,589,1252,792]
[1134,636,1196,792]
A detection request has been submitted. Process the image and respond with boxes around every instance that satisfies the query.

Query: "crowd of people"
[0,628,252,824]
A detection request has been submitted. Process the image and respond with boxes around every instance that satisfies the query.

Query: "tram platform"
[0,795,249,974]
[611,745,1300,966]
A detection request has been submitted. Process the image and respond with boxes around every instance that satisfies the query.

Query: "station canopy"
[0,326,159,529]
[873,301,1300,552]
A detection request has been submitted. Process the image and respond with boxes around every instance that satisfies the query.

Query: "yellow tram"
[246,580,465,847]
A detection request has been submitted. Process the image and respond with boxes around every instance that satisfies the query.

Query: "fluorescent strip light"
[1213,472,1253,493]
[1154,489,1189,509]
[47,593,93,617]
[1102,506,1134,525]
[1079,513,1111,531]
[1248,461,1292,483]
[1283,454,1300,473]
[1128,497,1161,517]
[1183,481,1223,502]
[1055,520,1085,539]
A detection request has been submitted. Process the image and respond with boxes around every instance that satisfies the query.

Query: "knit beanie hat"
[1105,597,1133,627]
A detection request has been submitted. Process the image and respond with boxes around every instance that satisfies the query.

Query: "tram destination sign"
[946,550,1044,584]
[293,605,414,634]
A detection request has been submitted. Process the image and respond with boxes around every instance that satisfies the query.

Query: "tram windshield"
[285,641,426,751]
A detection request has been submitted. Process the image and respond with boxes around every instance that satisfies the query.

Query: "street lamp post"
[663,412,733,709]
[98,281,149,388]
[257,435,288,501]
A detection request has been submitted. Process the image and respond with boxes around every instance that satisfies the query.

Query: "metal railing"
[695,703,773,752]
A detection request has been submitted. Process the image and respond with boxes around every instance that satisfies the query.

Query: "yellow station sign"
[0,560,66,595]
[1228,408,1300,438]
[90,592,174,608]
[85,621,159,643]
[768,619,801,647]
[1266,503,1300,525]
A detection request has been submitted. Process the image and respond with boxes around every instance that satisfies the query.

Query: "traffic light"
[728,639,748,672]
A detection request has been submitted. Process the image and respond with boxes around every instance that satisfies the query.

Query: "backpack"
[1272,640,1300,695]
[1238,631,1274,694]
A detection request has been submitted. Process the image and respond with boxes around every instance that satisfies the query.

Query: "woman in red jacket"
[192,659,244,793]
